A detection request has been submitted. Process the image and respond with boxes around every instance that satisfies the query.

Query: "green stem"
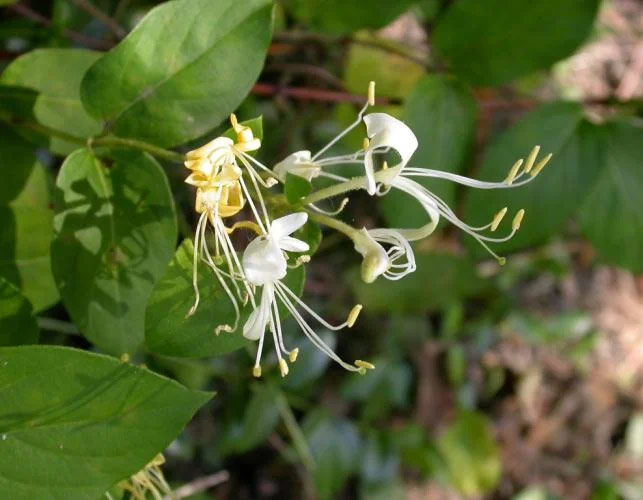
[2,113,184,164]
[306,210,359,240]
[302,176,366,205]
[276,392,316,472]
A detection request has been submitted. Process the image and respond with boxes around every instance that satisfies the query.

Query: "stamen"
[490,207,508,232]
[530,153,552,177]
[253,365,262,378]
[505,158,524,185]
[309,197,349,216]
[524,145,540,173]
[512,209,525,230]
[289,348,299,362]
[215,324,233,335]
[368,81,375,106]
[279,358,289,377]
[347,304,362,327]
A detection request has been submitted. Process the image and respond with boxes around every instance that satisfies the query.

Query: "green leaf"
[433,0,601,85]
[379,75,477,227]
[351,252,488,313]
[0,277,38,346]
[435,411,501,496]
[0,48,102,154]
[288,0,415,35]
[0,125,58,312]
[0,0,18,6]
[145,239,305,358]
[303,410,362,500]
[295,219,322,255]
[0,345,211,500]
[579,121,643,272]
[80,0,273,147]
[463,101,595,254]
[285,172,312,204]
[51,149,177,355]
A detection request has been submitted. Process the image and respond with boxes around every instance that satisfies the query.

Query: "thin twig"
[275,392,316,472]
[8,3,112,50]
[69,0,127,39]
[252,82,394,105]
[165,471,230,499]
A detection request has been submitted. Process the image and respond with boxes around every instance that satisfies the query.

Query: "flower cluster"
[184,82,551,378]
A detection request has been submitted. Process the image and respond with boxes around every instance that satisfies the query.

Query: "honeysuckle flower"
[241,212,371,378]
[107,454,170,500]
[353,227,417,283]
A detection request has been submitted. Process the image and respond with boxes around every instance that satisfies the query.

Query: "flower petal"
[274,150,320,181]
[242,237,287,286]
[279,236,310,253]
[243,284,273,340]
[363,113,418,193]
[270,212,308,240]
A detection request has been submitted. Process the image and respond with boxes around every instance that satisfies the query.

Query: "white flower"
[353,227,417,283]
[362,113,418,195]
[241,213,371,378]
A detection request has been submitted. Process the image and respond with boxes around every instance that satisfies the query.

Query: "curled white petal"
[243,284,273,340]
[273,151,320,181]
[271,212,308,240]
[368,228,416,280]
[279,236,310,253]
[353,228,391,283]
[363,113,418,194]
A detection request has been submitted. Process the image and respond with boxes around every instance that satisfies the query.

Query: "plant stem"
[1,113,184,164]
[302,176,367,205]
[276,392,316,472]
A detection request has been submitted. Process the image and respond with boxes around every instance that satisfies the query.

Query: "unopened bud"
[490,207,507,232]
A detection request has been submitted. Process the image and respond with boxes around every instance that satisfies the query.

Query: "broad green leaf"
[433,0,601,85]
[285,172,312,204]
[0,48,102,154]
[351,252,488,313]
[344,32,425,99]
[80,0,273,147]
[51,149,177,355]
[145,239,305,358]
[0,345,211,500]
[0,125,58,311]
[302,410,362,500]
[379,75,477,228]
[288,0,415,35]
[579,121,643,272]
[463,101,595,254]
[0,277,38,346]
[296,219,322,255]
[435,411,501,496]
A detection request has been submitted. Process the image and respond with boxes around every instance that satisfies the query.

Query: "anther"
[512,209,525,231]
[490,207,507,232]
[120,353,130,363]
[289,348,299,363]
[253,365,262,378]
[279,359,289,377]
[355,360,375,370]
[265,177,278,187]
[347,304,363,327]
[368,81,375,106]
[215,324,233,335]
[530,153,552,177]
[497,256,507,266]
[363,137,370,151]
[524,145,540,173]
[505,159,524,185]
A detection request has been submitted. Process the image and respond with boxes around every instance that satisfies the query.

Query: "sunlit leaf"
[0,345,211,500]
[80,0,273,147]
[433,0,601,85]
[51,149,177,355]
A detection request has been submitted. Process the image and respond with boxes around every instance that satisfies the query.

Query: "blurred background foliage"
[1,0,642,498]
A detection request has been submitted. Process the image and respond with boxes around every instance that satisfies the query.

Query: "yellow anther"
[297,255,311,265]
[253,365,262,378]
[120,353,130,363]
[289,348,299,363]
[279,358,289,377]
[524,145,540,173]
[512,209,525,231]
[368,81,375,106]
[355,360,375,370]
[215,324,232,335]
[265,177,278,187]
[363,137,370,151]
[382,160,389,170]
[490,207,507,232]
[497,257,506,266]
[505,158,524,185]
[530,153,552,177]
[347,304,363,327]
